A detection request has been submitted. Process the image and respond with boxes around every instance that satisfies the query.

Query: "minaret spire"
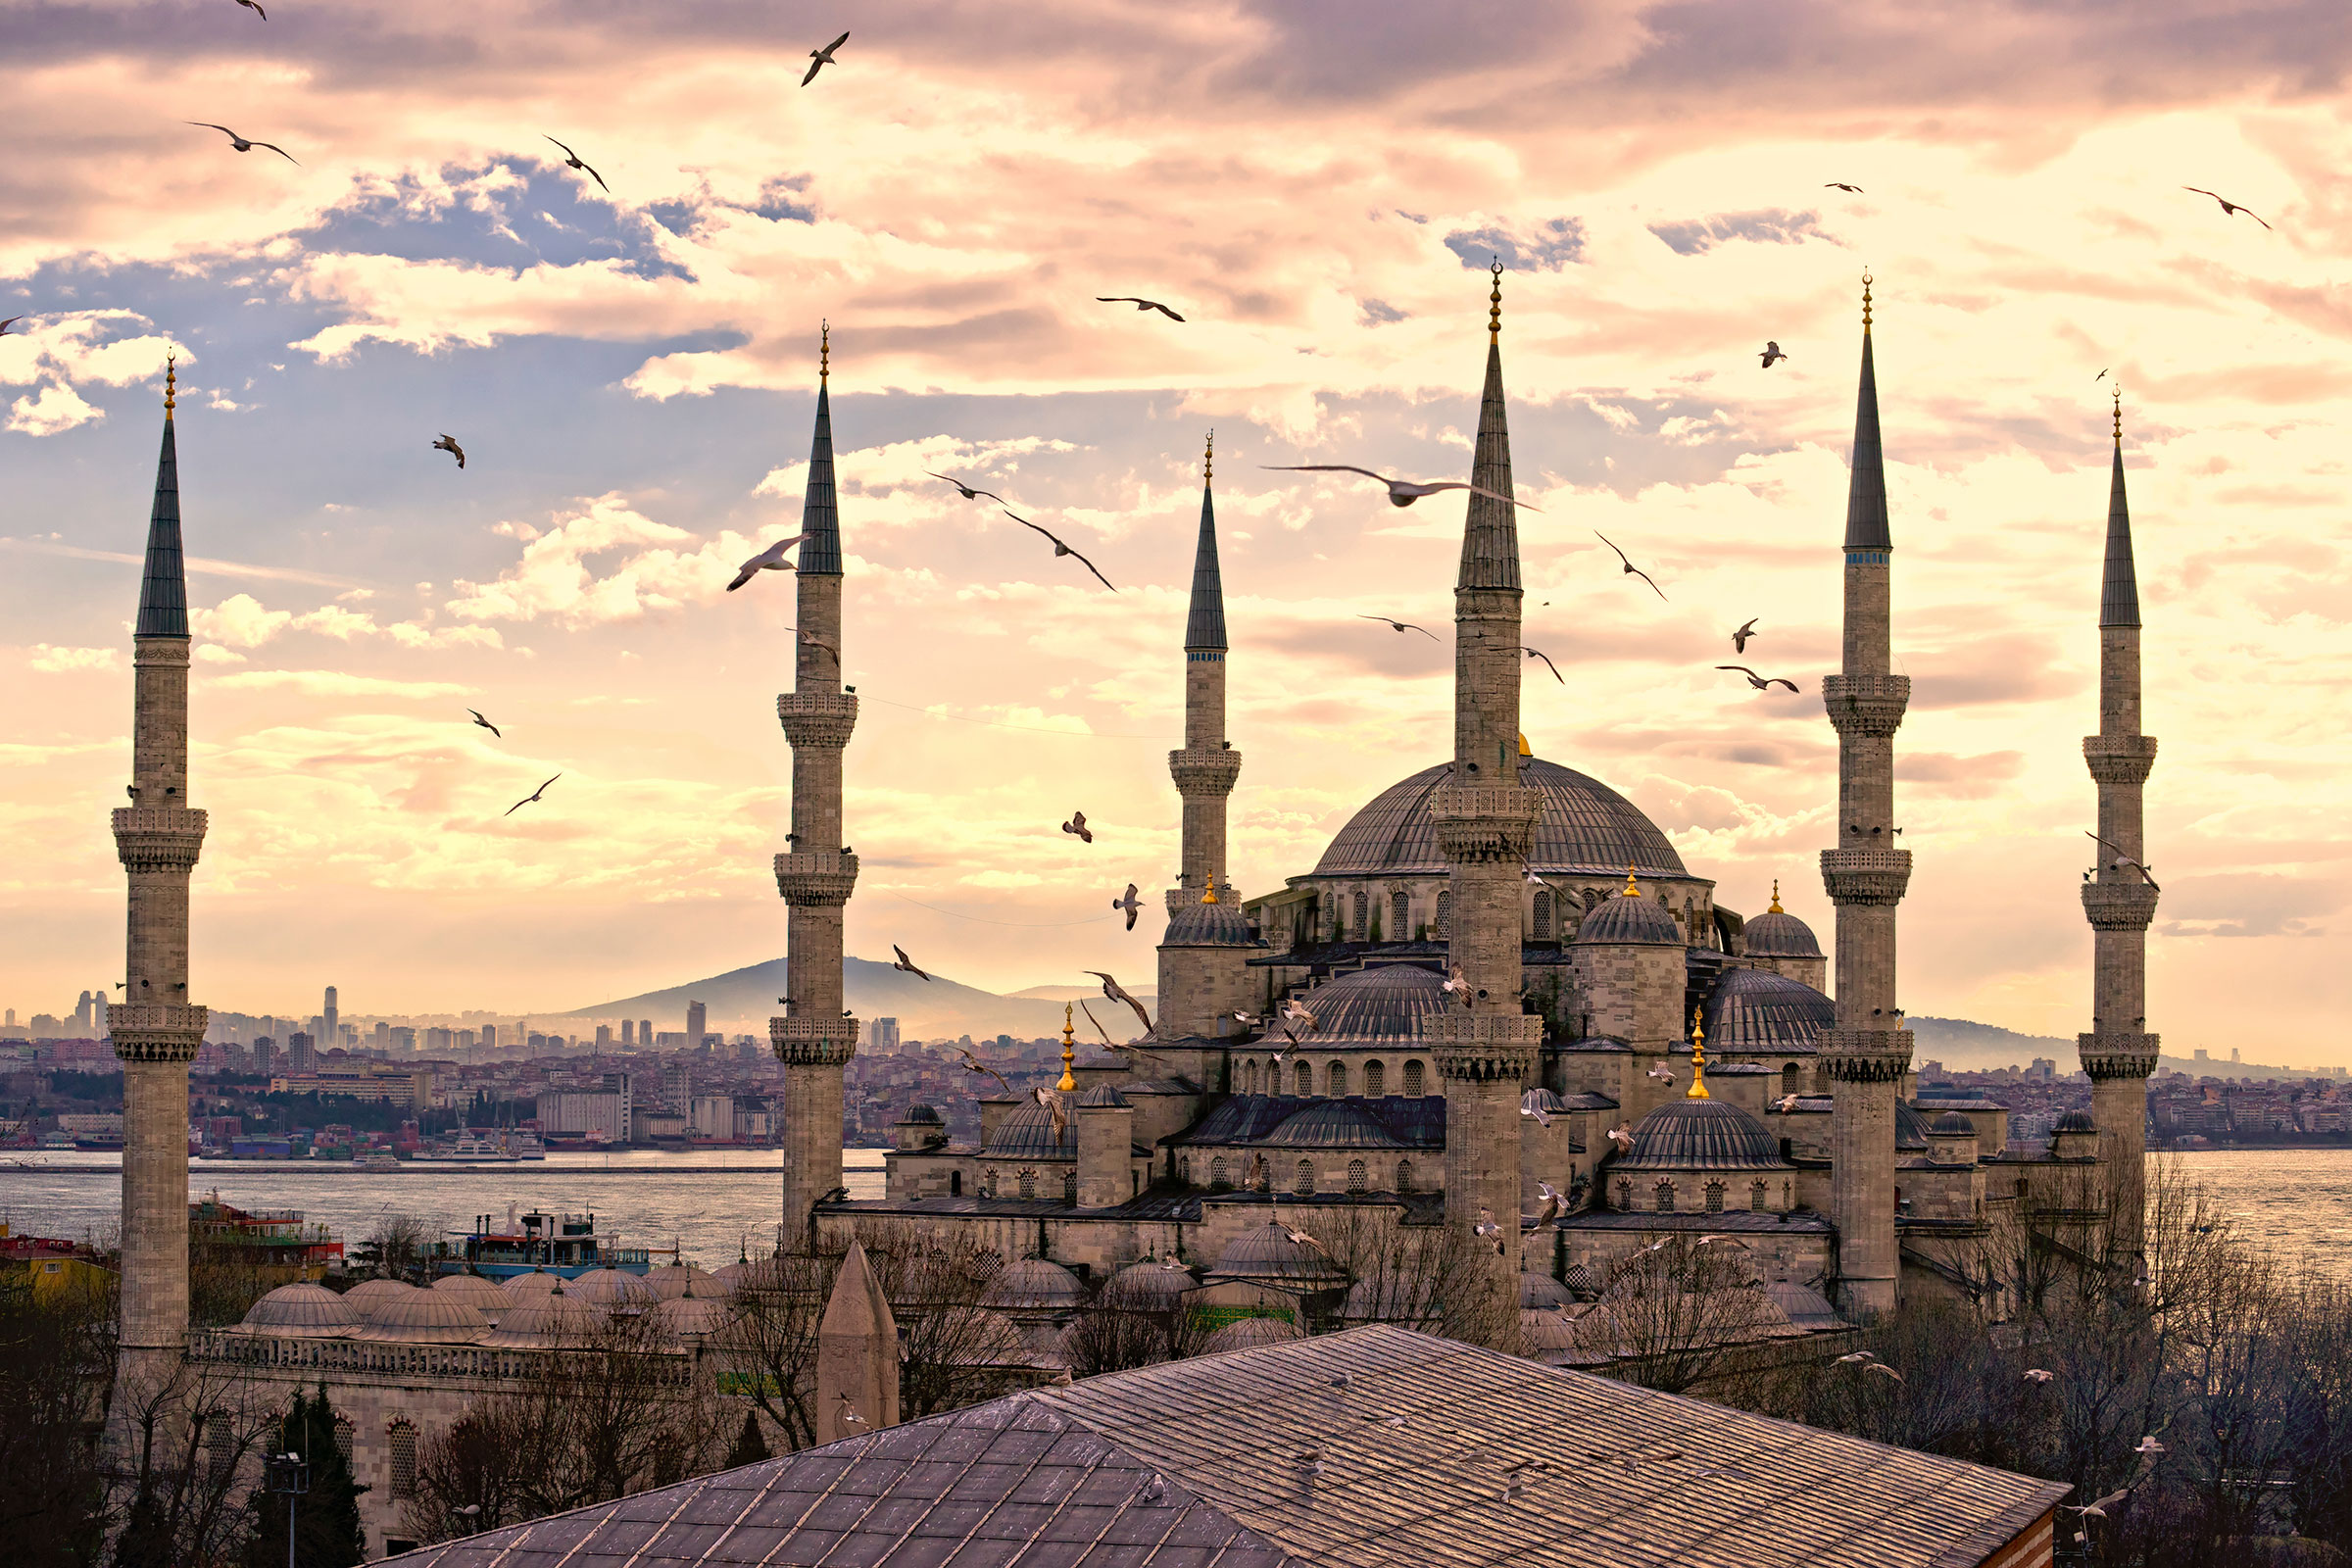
[113,356,210,1388]
[2080,387,2159,1253]
[772,327,858,1253]
[1819,272,1913,1319]
[1426,262,1540,1351]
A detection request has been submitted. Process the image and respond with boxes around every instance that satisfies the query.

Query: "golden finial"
[164,353,176,416]
[1516,732,1532,759]
[1203,428,1213,484]
[1687,1005,1710,1100]
[1488,259,1504,342]
[819,320,829,380]
[1201,876,1219,906]
[1058,1004,1077,1092]
[1769,879,1784,914]
[1861,270,1874,331]
[2112,384,2123,445]
[1622,864,1640,898]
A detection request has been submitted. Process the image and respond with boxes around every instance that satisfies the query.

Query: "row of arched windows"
[1236,1056,1426,1098]
[1189,1154,1416,1193]
[1614,1177,1788,1213]
[1322,883,1715,948]
[979,1168,1080,1202]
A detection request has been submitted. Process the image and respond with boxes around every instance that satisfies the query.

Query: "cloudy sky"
[3,0,2347,1054]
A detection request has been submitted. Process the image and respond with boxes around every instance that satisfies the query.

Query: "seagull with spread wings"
[1717,664,1799,694]
[1262,465,1534,511]
[543,135,608,192]
[1084,970,1154,1035]
[1096,296,1185,320]
[0,317,24,335]
[1759,341,1788,368]
[232,0,267,16]
[1112,883,1144,930]
[503,774,561,817]
[1280,998,1317,1033]
[956,1049,1012,1095]
[925,470,1006,504]
[467,709,501,739]
[1357,613,1439,640]
[890,945,933,982]
[187,122,298,163]
[2182,186,2271,230]
[432,434,466,469]
[1441,964,1473,1009]
[1594,532,1666,599]
[1004,510,1117,592]
[1732,617,1759,653]
[1825,182,1863,193]
[727,533,813,591]
[1519,646,1563,683]
[802,30,851,85]
[1061,810,1093,844]
[2086,832,2160,892]
[1033,1084,1069,1140]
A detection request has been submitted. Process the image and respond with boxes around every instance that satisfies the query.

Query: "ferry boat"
[415,1128,541,1162]
[353,1153,402,1172]
[431,1208,658,1280]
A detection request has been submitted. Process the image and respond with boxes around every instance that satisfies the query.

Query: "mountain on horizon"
[565,956,1087,1042]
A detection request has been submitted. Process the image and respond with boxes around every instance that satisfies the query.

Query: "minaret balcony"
[2082,880,2159,929]
[112,807,208,871]
[2082,734,2158,786]
[1819,1026,1914,1081]
[1430,785,1539,864]
[1822,674,1910,739]
[776,691,858,749]
[1819,848,1912,906]
[774,850,859,906]
[1167,747,1242,797]
[1424,1009,1542,1080]
[2078,1031,2160,1080]
[109,1004,209,1063]
[769,1013,858,1066]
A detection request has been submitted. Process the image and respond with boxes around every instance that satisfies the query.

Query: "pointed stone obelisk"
[814,1240,899,1444]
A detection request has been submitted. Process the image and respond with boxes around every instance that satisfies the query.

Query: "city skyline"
[6,2,2349,1054]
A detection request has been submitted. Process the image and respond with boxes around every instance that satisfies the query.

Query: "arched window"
[1533,890,1552,939]
[1294,1060,1311,1096]
[1750,1180,1768,1211]
[1402,1059,1426,1098]
[1352,890,1369,939]
[1704,1182,1725,1214]
[333,1415,355,1462]
[1180,1156,1193,1186]
[1436,891,1451,939]
[1348,1158,1368,1194]
[1783,1181,1793,1208]
[1210,1156,1228,1188]
[1246,1059,1259,1095]
[1684,899,1695,934]
[1392,890,1409,939]
[1585,888,1602,910]
[1654,1181,1675,1213]
[950,1171,963,1197]
[983,1168,999,1198]
[1364,1059,1385,1098]
[1327,1060,1348,1097]
[207,1417,235,1483]
[1063,1171,1078,1204]
[388,1418,417,1500]
[1396,1159,1414,1192]
[1616,1180,1632,1210]
[1296,1159,1316,1195]
[1018,1169,1036,1200]
[1781,1062,1801,1096]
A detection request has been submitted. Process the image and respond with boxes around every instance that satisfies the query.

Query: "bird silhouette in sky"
[727,533,812,591]
[2182,186,2271,229]
[925,471,1006,504]
[1718,664,1798,693]
[1594,532,1666,599]
[187,122,297,163]
[1357,613,1439,640]
[1759,341,1788,368]
[543,135,609,192]
[467,709,501,739]
[1061,810,1093,844]
[232,0,266,16]
[1519,647,1563,683]
[890,945,933,982]
[1732,617,1759,653]
[1096,296,1185,320]
[503,774,561,817]
[432,434,466,469]
[803,31,851,86]
[1264,465,1532,511]
[1085,970,1154,1035]
[1112,883,1143,930]
[0,317,24,335]
[1004,511,1117,592]
[1825,182,1863,193]
[2086,831,2161,892]
[956,1049,1011,1095]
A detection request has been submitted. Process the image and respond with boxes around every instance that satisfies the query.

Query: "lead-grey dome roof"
[982,1101,1076,1159]
[1261,1101,1408,1151]
[1743,906,1823,958]
[1614,1098,1789,1171]
[1162,899,1258,947]
[239,1283,362,1337]
[1574,892,1684,947]
[1929,1111,1977,1136]
[986,1257,1087,1311]
[1207,1223,1350,1288]
[1703,967,1834,1052]
[1296,964,1447,1041]
[1312,759,1688,879]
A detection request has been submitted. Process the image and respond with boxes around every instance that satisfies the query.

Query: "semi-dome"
[1743,906,1824,959]
[239,1283,362,1338]
[1313,759,1688,879]
[985,1257,1088,1312]
[1929,1111,1977,1136]
[364,1291,489,1345]
[647,1263,719,1300]
[1293,964,1447,1042]
[1894,1100,1932,1152]
[1520,1271,1573,1309]
[1614,1098,1789,1171]
[1574,890,1685,947]
[1074,1086,1131,1109]
[1261,1101,1407,1151]
[982,1101,1076,1160]
[568,1266,659,1306]
[430,1272,513,1323]
[1207,1222,1350,1289]
[1101,1257,1195,1310]
[2053,1110,2098,1134]
[1199,1315,1305,1354]
[1522,1088,1567,1121]
[1703,967,1834,1052]
[341,1278,419,1322]
[1162,898,1258,947]
[900,1103,944,1125]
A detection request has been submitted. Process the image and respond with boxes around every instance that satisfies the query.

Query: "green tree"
[242,1385,367,1568]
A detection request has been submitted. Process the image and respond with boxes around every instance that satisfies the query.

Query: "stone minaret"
[1818,276,1913,1319]
[113,359,209,1382]
[772,327,858,1254]
[2079,389,2159,1251]
[1168,431,1240,910]
[1426,264,1541,1349]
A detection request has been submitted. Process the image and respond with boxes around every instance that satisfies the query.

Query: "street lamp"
[265,1451,309,1568]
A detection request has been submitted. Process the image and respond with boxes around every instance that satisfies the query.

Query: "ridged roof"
[430,1272,513,1321]
[343,1278,419,1321]
[1702,967,1833,1053]
[1260,1101,1408,1151]
[648,1263,720,1300]
[1843,308,1890,553]
[505,1268,563,1298]
[796,375,842,575]
[1186,477,1227,651]
[1458,340,1522,591]
[1614,1099,1789,1172]
[2053,1110,2098,1134]
[983,1100,1077,1159]
[485,1285,607,1347]
[1207,1224,1348,1288]
[1575,890,1684,947]
[1177,1095,1446,1148]
[1198,1315,1306,1355]
[1162,899,1257,948]
[1741,907,1823,959]
[658,1291,733,1338]
[1294,964,1447,1042]
[1313,759,1687,879]
[1929,1111,1977,1136]
[136,400,188,638]
[1075,1086,1131,1108]
[902,1103,945,1124]
[2101,436,2140,628]
[239,1282,361,1337]
[1102,1258,1196,1310]
[1519,1271,1573,1309]
[569,1266,659,1306]
[987,1257,1089,1311]
[364,1291,490,1344]
[1894,1101,1932,1151]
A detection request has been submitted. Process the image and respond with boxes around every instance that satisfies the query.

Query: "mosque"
[99,269,2157,1556]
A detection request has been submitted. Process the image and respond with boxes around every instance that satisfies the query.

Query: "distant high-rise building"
[639,1018,653,1048]
[596,1024,612,1048]
[687,1002,708,1050]
[254,1039,276,1077]
[389,1026,416,1053]
[663,1062,692,1113]
[480,1022,497,1052]
[871,1016,902,1054]
[373,1020,390,1052]
[322,985,338,1053]
[620,1018,634,1046]
[288,1032,315,1074]
[4,1008,14,1028]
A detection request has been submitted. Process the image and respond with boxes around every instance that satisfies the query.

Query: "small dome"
[1162,899,1258,948]
[1101,1257,1195,1310]
[1894,1100,1932,1152]
[505,1268,563,1298]
[1703,968,1834,1053]
[1338,1275,1434,1324]
[568,1267,658,1306]
[1929,1111,1977,1136]
[1261,1101,1407,1151]
[1075,1086,1131,1108]
[658,1291,733,1338]
[485,1284,606,1347]
[982,1101,1076,1160]
[1615,1098,1789,1171]
[2053,1110,2098,1134]
[1313,759,1688,879]
[1199,1315,1305,1355]
[1574,892,1684,947]
[986,1257,1088,1312]
[341,1279,420,1322]
[901,1103,944,1125]
[239,1283,362,1338]
[364,1291,489,1344]
[1520,1271,1572,1309]
[648,1263,720,1300]
[1520,1307,1580,1354]
[1742,907,1824,959]
[1290,965,1448,1043]
[1207,1223,1350,1288]
[430,1272,512,1323]
[710,1260,753,1294]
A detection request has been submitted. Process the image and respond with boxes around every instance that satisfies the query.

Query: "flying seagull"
[1096,296,1185,321]
[1770,1094,1803,1112]
[1262,465,1535,512]
[1112,883,1143,931]
[2023,1368,2055,1384]
[1522,1101,1552,1127]
[794,626,840,664]
[727,533,813,591]
[925,470,1006,504]
[1717,664,1799,694]
[1865,1362,1904,1383]
[1084,970,1153,1035]
[1357,613,1439,640]
[802,29,850,85]
[1441,963,1472,1008]
[2085,831,2160,893]
[1646,1063,1675,1083]
[503,774,561,817]
[432,433,466,469]
[543,135,608,193]
[1004,510,1117,592]
[1593,532,1666,600]
[1033,1084,1068,1140]
[835,1394,868,1430]
[1519,646,1563,683]
[2095,368,2109,382]
[1078,1001,1120,1049]
[467,709,501,739]
[1061,810,1093,844]
[1280,998,1317,1033]
[1759,341,1788,368]
[187,122,298,163]
[2182,186,2271,230]
[1732,617,1758,653]
[233,0,266,15]
[1535,1180,1566,1225]
[1606,1123,1636,1153]
[890,945,933,982]
[1825,182,1863,193]
[956,1049,1011,1095]
[2135,1437,2167,1456]
[0,317,24,335]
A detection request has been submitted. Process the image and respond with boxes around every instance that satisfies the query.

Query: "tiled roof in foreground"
[387,1325,2066,1568]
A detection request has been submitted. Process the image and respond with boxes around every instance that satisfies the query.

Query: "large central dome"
[1313,759,1687,879]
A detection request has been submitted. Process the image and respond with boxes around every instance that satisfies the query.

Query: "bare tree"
[0,1273,116,1567]
[107,1352,283,1568]
[1571,1238,1789,1396]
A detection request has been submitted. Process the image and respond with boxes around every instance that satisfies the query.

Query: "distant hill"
[1909,1015,2314,1081]
[564,956,1083,1042]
